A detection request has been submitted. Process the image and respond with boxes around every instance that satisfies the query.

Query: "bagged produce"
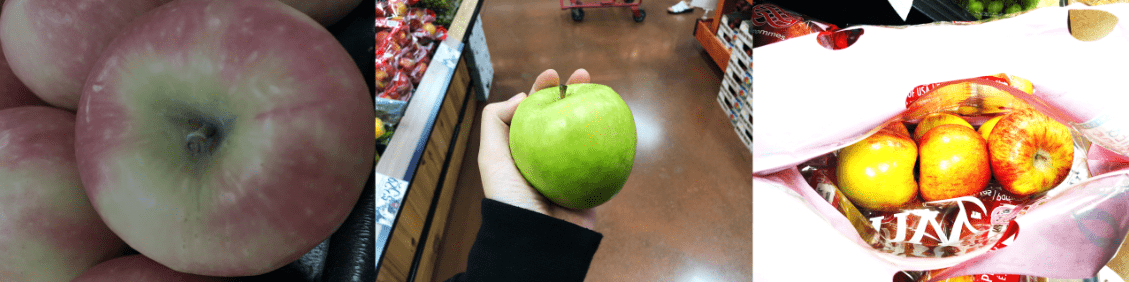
[754,4,1129,281]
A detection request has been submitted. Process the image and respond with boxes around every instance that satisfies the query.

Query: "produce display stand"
[693,0,747,70]
[372,0,490,281]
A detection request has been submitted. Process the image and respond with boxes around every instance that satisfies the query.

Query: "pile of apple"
[836,108,1075,213]
[374,0,447,101]
[0,0,373,280]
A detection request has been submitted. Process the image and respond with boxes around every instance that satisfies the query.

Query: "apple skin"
[72,255,232,282]
[0,106,125,282]
[918,124,991,201]
[978,115,1003,141]
[510,83,637,210]
[276,0,362,26]
[913,112,973,142]
[74,0,372,276]
[987,109,1074,196]
[0,0,172,110]
[0,43,45,109]
[836,122,919,212]
[0,0,46,110]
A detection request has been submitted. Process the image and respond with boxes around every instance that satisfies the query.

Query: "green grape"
[986,0,1004,15]
[967,0,985,19]
[1021,0,1038,9]
[1005,3,1022,13]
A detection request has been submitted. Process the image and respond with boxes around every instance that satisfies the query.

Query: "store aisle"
[432,0,752,281]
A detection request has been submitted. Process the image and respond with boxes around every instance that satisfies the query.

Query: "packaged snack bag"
[751,0,838,47]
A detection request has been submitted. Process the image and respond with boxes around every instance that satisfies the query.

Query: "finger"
[478,94,527,201]
[479,103,514,172]
[530,69,561,94]
[566,68,591,85]
[478,93,527,161]
[495,92,526,124]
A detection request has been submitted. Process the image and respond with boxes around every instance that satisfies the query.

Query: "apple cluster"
[374,0,448,101]
[799,107,1076,255]
[0,0,373,280]
[836,109,1074,214]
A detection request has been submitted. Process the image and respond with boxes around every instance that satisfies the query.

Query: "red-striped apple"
[73,255,231,282]
[913,112,973,142]
[987,108,1074,196]
[0,107,125,281]
[0,0,172,110]
[75,0,372,276]
[918,124,991,201]
[0,0,44,110]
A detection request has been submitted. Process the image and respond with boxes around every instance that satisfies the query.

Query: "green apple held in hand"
[510,83,637,210]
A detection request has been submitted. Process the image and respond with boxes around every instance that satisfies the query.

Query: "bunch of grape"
[965,0,1038,19]
[417,0,460,26]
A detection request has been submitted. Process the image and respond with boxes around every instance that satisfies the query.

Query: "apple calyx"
[182,116,227,159]
[1034,149,1052,169]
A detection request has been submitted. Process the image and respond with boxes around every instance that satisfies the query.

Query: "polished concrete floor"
[431,0,752,281]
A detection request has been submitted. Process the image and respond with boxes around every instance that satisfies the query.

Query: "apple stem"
[559,84,567,100]
[186,124,217,156]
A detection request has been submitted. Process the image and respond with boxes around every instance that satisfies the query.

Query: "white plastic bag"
[754,4,1129,281]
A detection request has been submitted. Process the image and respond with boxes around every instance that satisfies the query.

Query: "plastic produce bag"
[754,4,1129,281]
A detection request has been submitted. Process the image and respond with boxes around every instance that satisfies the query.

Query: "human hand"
[477,69,597,230]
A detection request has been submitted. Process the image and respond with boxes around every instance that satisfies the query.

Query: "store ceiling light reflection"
[682,267,721,282]
[632,103,662,155]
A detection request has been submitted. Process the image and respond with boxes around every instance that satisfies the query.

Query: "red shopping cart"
[561,0,645,22]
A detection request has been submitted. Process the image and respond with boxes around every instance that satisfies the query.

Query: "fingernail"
[509,93,526,102]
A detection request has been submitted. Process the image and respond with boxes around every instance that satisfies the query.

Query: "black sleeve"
[445,198,603,282]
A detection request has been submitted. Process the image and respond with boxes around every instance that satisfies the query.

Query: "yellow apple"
[919,124,991,201]
[914,113,973,142]
[978,115,1003,141]
[987,108,1075,196]
[837,122,919,212]
[939,276,973,282]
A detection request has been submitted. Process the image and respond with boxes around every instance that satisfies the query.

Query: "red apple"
[913,112,973,143]
[0,0,45,110]
[987,108,1074,196]
[918,124,991,201]
[0,0,171,110]
[72,255,232,282]
[0,106,125,281]
[400,57,418,70]
[75,0,372,276]
[276,0,362,26]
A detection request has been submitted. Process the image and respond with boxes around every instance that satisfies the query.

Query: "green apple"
[509,83,637,210]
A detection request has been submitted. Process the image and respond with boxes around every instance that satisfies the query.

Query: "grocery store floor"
[430,1,752,281]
